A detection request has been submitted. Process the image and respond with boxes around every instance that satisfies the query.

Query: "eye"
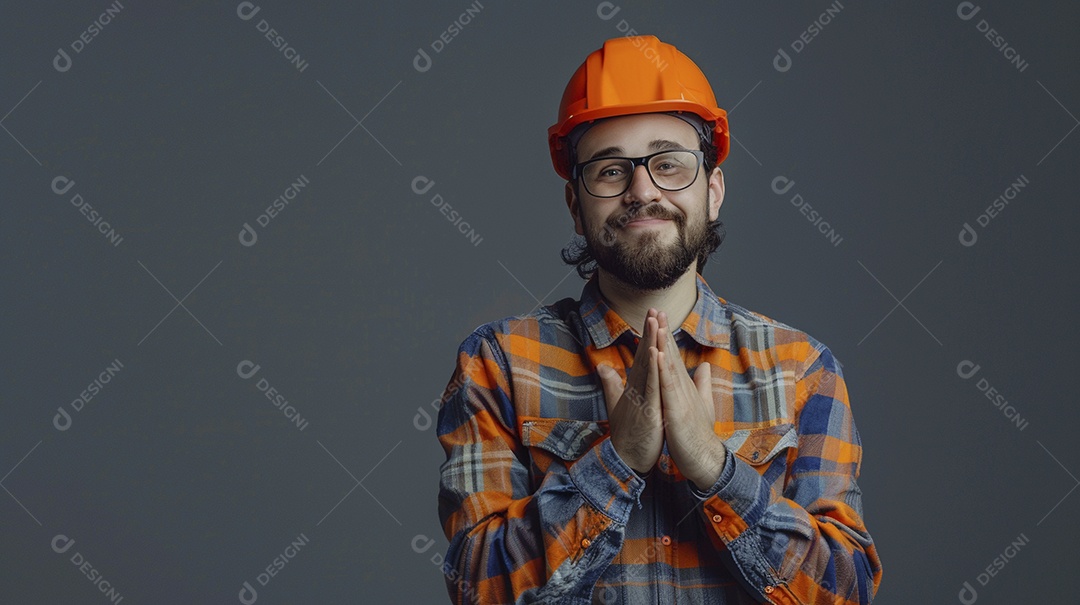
[651,151,694,175]
[588,161,629,181]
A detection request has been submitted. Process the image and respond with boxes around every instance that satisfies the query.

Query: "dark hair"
[561,137,726,280]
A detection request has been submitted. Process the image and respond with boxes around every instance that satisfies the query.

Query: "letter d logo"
[771,176,795,195]
[237,2,261,20]
[958,580,978,604]
[956,360,980,379]
[956,2,981,21]
[236,360,261,379]
[51,534,75,554]
[596,2,621,20]
[52,175,76,195]
[958,222,978,247]
[53,49,73,72]
[239,222,258,247]
[239,581,258,604]
[414,408,432,431]
[773,48,792,73]
[411,534,436,553]
[54,407,72,431]
[412,176,436,195]
[413,48,433,73]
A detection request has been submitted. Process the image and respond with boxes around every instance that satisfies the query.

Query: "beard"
[581,190,711,292]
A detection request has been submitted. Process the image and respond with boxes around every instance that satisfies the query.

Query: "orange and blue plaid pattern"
[437,272,883,604]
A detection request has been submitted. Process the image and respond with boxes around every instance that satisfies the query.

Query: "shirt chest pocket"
[725,422,798,470]
[519,416,609,478]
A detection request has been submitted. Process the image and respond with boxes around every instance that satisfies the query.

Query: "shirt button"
[581,538,591,548]
[712,514,723,523]
[660,535,671,545]
[764,585,774,594]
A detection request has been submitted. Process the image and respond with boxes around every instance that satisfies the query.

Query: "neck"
[596,265,700,337]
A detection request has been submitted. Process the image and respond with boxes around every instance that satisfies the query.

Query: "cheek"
[580,205,612,230]
[681,191,710,221]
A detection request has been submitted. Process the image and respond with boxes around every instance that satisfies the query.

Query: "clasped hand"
[597,309,726,491]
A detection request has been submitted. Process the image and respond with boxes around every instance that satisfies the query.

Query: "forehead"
[575,113,698,160]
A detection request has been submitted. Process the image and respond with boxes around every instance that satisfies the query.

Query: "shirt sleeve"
[690,344,884,604]
[436,327,646,605]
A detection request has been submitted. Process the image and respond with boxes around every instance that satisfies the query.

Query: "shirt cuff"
[690,446,736,500]
[699,453,775,542]
[568,435,647,524]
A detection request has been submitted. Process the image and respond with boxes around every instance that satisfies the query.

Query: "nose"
[623,164,661,204]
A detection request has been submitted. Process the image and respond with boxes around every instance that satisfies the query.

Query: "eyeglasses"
[572,149,705,198]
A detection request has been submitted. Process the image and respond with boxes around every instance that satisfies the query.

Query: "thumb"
[694,362,713,412]
[597,364,624,418]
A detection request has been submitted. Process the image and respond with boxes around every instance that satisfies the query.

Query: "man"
[436,35,882,604]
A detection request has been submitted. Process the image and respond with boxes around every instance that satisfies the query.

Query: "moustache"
[608,205,681,230]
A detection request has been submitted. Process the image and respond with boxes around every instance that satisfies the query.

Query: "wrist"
[613,434,652,477]
[610,435,651,475]
[690,438,727,492]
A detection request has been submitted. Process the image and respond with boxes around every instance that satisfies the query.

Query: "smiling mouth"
[626,218,670,227]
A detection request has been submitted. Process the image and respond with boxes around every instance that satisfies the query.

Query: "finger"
[660,311,679,358]
[657,350,678,410]
[622,311,652,400]
[694,362,712,414]
[694,361,711,388]
[655,311,668,354]
[630,311,658,373]
[647,346,660,407]
[663,328,681,378]
[597,364,625,417]
[641,309,658,356]
[626,316,657,395]
[644,312,659,353]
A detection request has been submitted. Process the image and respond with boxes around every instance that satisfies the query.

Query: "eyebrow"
[583,139,688,162]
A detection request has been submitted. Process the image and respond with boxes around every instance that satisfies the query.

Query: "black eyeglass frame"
[571,148,706,198]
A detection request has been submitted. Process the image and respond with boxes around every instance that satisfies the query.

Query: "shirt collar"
[577,272,731,350]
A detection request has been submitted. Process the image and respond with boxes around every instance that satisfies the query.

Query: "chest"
[511,343,802,485]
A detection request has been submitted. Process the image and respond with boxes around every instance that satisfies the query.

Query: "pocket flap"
[519,416,609,461]
[727,423,797,465]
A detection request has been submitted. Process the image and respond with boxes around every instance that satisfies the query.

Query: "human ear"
[565,181,584,236]
[707,167,725,221]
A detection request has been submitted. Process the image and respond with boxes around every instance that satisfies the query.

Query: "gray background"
[2,1,1078,603]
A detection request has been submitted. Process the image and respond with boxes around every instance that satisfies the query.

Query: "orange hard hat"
[548,35,730,180]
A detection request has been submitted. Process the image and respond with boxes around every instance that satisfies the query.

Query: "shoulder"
[455,296,580,360]
[718,297,837,379]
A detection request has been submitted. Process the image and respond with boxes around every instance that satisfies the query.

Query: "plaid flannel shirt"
[436,271,882,604]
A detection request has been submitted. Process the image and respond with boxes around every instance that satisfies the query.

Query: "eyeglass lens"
[580,150,699,197]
